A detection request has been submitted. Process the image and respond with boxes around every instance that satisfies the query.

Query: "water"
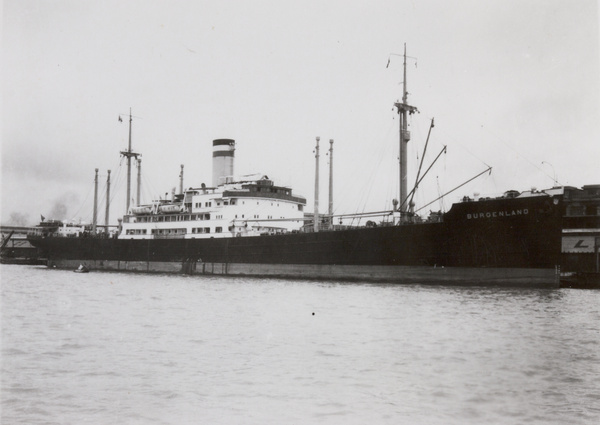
[2,265,599,424]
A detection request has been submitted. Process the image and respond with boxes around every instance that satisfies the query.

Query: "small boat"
[74,264,89,273]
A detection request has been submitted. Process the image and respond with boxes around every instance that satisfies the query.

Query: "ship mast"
[136,158,142,206]
[92,168,99,233]
[120,108,140,214]
[314,137,320,233]
[179,164,184,194]
[328,139,334,230]
[393,44,418,219]
[105,170,111,234]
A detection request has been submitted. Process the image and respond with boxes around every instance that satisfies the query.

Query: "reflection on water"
[2,265,599,424]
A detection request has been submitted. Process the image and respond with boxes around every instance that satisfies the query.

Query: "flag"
[118,116,123,122]
[41,214,45,222]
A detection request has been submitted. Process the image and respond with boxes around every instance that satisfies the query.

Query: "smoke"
[8,212,30,226]
[45,192,80,221]
[49,203,68,220]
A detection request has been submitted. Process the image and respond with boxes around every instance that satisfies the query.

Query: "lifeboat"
[158,204,182,213]
[131,206,152,215]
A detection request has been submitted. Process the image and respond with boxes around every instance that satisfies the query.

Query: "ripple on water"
[2,348,28,356]
[2,266,600,425]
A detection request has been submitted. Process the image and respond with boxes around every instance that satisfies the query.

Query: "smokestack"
[212,139,235,187]
[212,139,235,186]
[179,164,184,194]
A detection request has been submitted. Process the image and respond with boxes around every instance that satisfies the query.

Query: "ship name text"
[467,209,529,220]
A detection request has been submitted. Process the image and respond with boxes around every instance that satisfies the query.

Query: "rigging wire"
[434,125,492,170]
[436,176,445,212]
[70,178,94,222]
[96,178,108,224]
[479,126,561,186]
[415,166,492,213]
[332,119,396,221]
[406,113,499,210]
[109,164,125,205]
[141,171,160,205]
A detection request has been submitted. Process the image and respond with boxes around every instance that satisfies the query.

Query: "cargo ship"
[27,49,600,287]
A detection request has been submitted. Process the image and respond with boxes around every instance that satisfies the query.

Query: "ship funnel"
[212,139,235,186]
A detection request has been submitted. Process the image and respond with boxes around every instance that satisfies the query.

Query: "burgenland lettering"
[466,209,528,220]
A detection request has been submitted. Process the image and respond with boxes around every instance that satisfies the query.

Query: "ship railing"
[153,234,186,239]
[28,231,118,239]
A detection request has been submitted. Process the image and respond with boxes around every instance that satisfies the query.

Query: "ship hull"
[29,195,574,287]
[42,258,559,287]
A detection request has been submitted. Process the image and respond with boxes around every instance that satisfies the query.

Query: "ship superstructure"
[120,139,306,240]
[30,219,90,238]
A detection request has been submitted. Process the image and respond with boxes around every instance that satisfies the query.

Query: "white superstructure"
[120,138,306,239]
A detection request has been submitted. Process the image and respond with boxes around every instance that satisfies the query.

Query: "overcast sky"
[2,0,599,226]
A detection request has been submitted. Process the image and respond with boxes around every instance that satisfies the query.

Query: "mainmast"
[314,137,320,233]
[328,139,334,230]
[394,44,418,218]
[120,108,140,214]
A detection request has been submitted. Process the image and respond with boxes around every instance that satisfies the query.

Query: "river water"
[1,264,599,424]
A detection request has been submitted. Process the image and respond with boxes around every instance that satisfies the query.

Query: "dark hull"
[560,272,600,289]
[28,195,587,287]
[0,257,46,265]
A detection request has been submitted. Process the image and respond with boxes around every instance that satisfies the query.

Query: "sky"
[2,0,599,226]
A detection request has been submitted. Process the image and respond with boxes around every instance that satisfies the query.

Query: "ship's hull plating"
[43,258,558,287]
[29,195,576,287]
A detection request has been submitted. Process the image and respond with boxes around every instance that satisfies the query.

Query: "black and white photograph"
[2,1,600,423]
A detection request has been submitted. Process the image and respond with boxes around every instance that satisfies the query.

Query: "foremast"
[120,108,141,214]
[394,44,418,219]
